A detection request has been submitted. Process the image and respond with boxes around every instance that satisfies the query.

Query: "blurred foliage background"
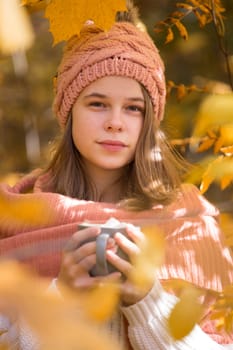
[0,1,233,343]
[0,0,233,209]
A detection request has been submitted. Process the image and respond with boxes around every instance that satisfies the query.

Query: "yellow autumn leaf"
[0,173,20,186]
[21,0,43,4]
[0,193,53,229]
[177,84,187,100]
[168,287,203,340]
[192,93,233,138]
[207,129,217,139]
[21,0,47,6]
[129,225,165,289]
[221,174,233,190]
[221,146,233,156]
[77,282,120,322]
[193,10,208,27]
[45,0,127,45]
[184,156,212,186]
[214,135,224,153]
[21,0,48,12]
[0,261,119,350]
[211,283,233,334]
[197,136,216,153]
[200,173,213,194]
[162,279,208,304]
[0,0,34,54]
[210,310,226,331]
[174,20,188,40]
[214,124,233,153]
[200,156,233,193]
[165,27,174,44]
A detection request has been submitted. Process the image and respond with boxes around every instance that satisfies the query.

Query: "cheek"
[72,116,97,152]
[133,119,143,142]
[72,118,86,149]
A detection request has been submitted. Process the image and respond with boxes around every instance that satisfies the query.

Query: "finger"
[73,275,96,290]
[106,250,132,277]
[72,271,121,290]
[69,254,97,278]
[125,224,145,244]
[72,241,97,263]
[114,232,141,258]
[64,226,100,251]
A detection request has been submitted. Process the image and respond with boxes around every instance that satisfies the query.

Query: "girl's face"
[72,76,145,176]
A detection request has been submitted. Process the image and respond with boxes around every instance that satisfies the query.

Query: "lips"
[98,140,127,151]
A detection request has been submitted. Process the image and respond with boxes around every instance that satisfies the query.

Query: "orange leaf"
[177,84,187,100]
[221,146,233,156]
[198,4,211,14]
[0,193,53,231]
[192,94,233,138]
[168,287,203,340]
[166,80,175,95]
[207,128,217,138]
[200,173,213,193]
[130,225,165,289]
[200,156,233,193]
[176,2,193,11]
[21,0,44,4]
[21,0,48,12]
[78,283,120,322]
[165,27,174,44]
[0,261,120,350]
[219,124,233,146]
[214,136,224,153]
[197,137,215,152]
[221,174,233,190]
[45,0,127,45]
[174,20,188,40]
[193,9,208,27]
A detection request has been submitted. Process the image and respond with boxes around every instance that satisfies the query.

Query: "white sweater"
[121,281,233,349]
[3,279,230,350]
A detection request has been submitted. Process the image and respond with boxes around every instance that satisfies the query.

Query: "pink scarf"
[0,170,233,292]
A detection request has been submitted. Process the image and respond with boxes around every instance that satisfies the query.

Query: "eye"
[89,101,106,108]
[126,105,144,114]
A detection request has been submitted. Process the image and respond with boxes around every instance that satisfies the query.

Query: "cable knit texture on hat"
[53,22,166,128]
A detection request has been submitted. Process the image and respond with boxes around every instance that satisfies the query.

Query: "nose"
[104,108,124,132]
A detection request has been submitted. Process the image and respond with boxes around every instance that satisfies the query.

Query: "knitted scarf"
[0,170,233,293]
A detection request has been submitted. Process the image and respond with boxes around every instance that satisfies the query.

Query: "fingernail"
[107,237,116,246]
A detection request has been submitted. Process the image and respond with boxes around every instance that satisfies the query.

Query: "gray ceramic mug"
[78,222,129,276]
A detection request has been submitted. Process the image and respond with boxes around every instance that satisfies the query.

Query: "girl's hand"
[58,226,121,291]
[106,225,155,306]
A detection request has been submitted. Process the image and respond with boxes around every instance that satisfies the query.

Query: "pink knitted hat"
[53,22,166,128]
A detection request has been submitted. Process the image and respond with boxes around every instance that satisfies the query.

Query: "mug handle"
[96,233,110,275]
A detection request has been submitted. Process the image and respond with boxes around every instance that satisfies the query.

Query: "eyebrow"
[83,93,145,103]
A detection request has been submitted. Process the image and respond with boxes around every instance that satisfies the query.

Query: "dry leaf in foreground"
[168,287,204,340]
[0,193,53,233]
[200,156,233,193]
[211,284,233,334]
[0,261,120,350]
[21,0,48,12]
[129,224,165,290]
